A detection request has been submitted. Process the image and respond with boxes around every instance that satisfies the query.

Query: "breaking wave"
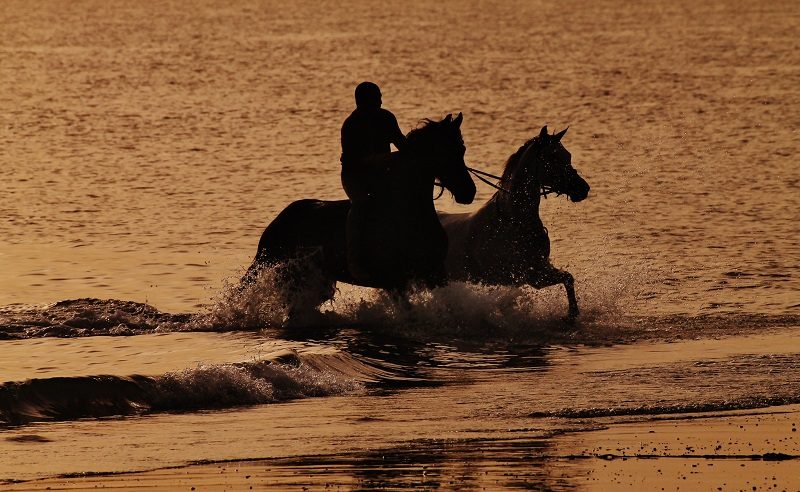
[0,350,384,426]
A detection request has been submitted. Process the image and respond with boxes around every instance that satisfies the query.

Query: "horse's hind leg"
[280,249,337,326]
[286,272,336,321]
[387,286,413,313]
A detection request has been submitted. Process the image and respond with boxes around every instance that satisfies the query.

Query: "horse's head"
[406,113,476,205]
[504,126,590,202]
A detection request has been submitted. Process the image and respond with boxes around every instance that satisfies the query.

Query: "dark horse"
[439,126,590,320]
[242,114,476,319]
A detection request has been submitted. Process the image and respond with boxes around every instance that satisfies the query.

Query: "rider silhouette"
[340,82,406,280]
[340,82,406,200]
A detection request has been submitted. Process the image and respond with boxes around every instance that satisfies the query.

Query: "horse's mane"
[406,117,461,145]
[406,118,438,142]
[500,136,539,185]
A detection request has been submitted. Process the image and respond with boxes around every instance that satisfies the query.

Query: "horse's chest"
[467,223,550,283]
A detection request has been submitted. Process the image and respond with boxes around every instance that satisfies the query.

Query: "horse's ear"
[444,113,453,123]
[453,112,463,128]
[555,126,569,142]
[539,126,549,139]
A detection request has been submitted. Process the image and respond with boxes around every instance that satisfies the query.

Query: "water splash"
[201,265,291,330]
[2,254,798,346]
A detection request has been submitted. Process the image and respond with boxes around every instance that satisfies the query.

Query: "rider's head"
[355,82,382,110]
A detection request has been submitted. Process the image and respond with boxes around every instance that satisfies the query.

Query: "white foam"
[201,265,291,329]
[322,281,604,338]
[0,351,367,425]
[151,355,365,410]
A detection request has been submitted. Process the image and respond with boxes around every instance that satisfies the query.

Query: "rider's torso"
[340,108,399,165]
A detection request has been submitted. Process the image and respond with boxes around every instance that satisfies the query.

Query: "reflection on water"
[240,438,574,491]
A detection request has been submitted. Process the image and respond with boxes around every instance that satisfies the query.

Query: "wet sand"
[6,407,798,491]
[554,408,800,490]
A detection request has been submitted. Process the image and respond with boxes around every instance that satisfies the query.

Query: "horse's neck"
[493,169,543,228]
[386,154,436,211]
[518,150,548,219]
[483,195,540,237]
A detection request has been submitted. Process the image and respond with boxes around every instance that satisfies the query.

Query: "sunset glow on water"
[1,0,798,489]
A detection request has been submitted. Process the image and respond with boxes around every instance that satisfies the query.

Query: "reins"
[467,165,562,198]
[433,166,508,200]
[434,165,561,200]
[467,167,510,194]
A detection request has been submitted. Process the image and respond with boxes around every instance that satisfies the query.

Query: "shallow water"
[2,325,800,483]
[1,0,798,487]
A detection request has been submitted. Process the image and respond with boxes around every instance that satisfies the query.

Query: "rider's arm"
[387,112,407,151]
[341,119,362,170]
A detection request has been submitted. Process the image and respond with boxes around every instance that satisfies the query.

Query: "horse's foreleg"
[562,272,579,321]
[530,267,579,322]
[281,248,337,327]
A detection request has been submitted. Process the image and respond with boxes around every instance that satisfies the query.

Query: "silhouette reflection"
[228,436,585,490]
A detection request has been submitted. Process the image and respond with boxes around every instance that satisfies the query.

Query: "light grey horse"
[439,126,590,320]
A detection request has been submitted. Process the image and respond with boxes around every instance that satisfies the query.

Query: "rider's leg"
[345,200,373,281]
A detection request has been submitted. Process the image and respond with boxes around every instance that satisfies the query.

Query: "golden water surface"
[2,0,797,315]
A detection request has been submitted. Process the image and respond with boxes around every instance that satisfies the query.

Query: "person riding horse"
[340,82,407,280]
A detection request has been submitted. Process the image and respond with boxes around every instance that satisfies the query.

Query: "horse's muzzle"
[569,183,590,202]
[454,182,476,204]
